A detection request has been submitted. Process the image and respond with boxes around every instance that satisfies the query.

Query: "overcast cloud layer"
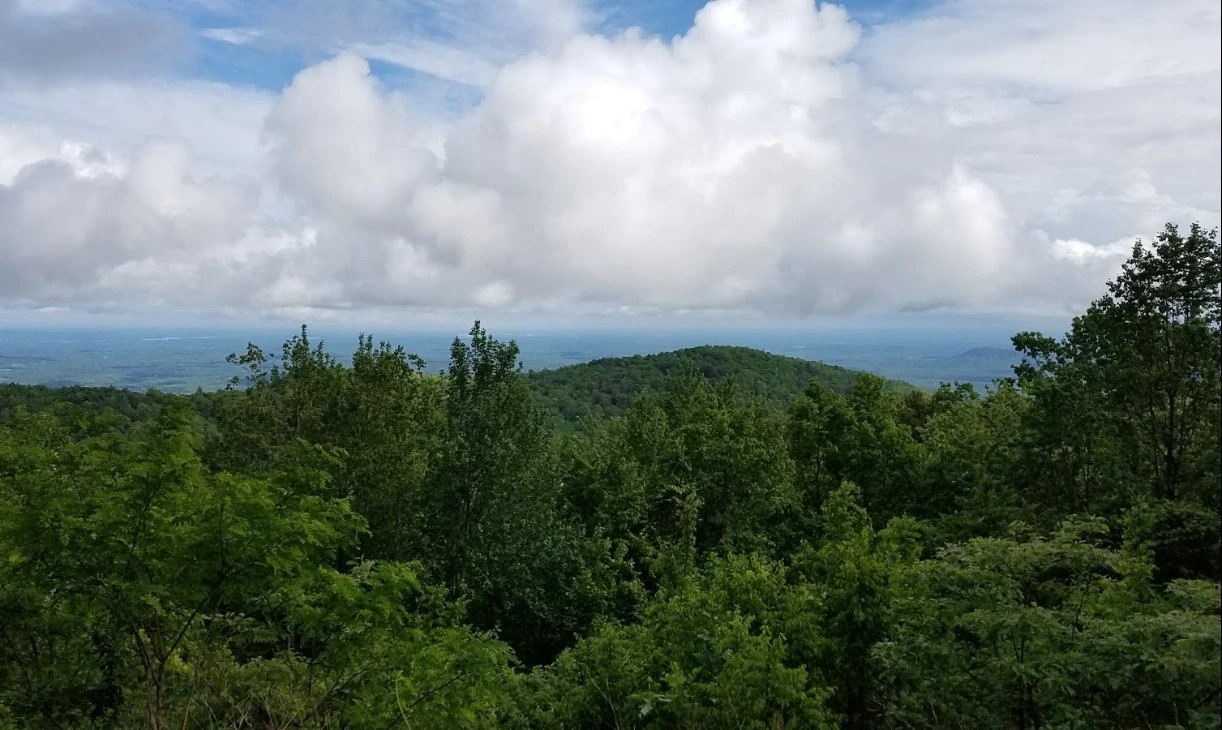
[1,0,1218,321]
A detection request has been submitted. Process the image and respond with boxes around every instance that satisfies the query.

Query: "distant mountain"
[945,346,1019,366]
[525,345,914,424]
[878,346,1021,391]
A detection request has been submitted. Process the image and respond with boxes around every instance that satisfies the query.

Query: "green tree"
[427,322,608,665]
[0,401,515,728]
[1014,222,1221,510]
[794,482,921,728]
[562,366,800,597]
[873,518,1221,728]
[336,334,446,560]
[918,382,1030,538]
[212,327,449,562]
[787,379,855,516]
[787,375,921,522]
[521,553,836,729]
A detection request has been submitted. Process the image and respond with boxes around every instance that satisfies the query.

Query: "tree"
[521,553,836,729]
[0,401,517,728]
[794,482,921,728]
[334,334,446,560]
[787,375,921,522]
[873,518,1221,728]
[562,365,800,600]
[787,379,855,515]
[212,328,449,564]
[918,382,1030,539]
[1014,222,1221,509]
[427,322,607,665]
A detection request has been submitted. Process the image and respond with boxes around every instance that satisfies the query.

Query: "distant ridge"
[525,345,914,424]
[4,345,917,427]
[945,346,1018,366]
[0,353,55,362]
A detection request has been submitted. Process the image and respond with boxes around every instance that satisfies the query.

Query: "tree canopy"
[1,222,1218,728]
[526,345,914,425]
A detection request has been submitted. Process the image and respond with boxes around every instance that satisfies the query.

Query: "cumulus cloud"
[0,139,259,302]
[0,80,274,177]
[857,0,1221,240]
[265,54,440,222]
[1,0,1218,318]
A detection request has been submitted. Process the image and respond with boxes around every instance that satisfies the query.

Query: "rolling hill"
[3,345,916,428]
[525,345,914,424]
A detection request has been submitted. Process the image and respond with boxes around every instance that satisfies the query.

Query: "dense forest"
[1,222,1218,728]
[0,346,909,430]
[525,346,912,425]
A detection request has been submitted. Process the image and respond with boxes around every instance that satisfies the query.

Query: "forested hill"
[0,345,916,427]
[0,383,175,421]
[526,344,914,423]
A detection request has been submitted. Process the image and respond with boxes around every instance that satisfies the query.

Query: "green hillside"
[526,344,914,423]
[0,383,171,421]
[1,346,911,428]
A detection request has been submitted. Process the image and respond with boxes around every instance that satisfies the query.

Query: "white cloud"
[347,40,500,88]
[200,26,263,45]
[856,0,1221,243]
[1,0,1218,319]
[1050,236,1137,265]
[0,125,60,183]
[0,79,274,176]
[258,0,588,82]
[0,138,258,301]
[861,0,1221,94]
[264,54,440,222]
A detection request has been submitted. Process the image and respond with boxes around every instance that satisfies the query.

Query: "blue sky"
[180,0,933,91]
[0,0,1218,327]
[160,0,913,94]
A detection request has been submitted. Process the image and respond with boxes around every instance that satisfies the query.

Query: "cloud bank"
[0,0,187,86]
[0,0,1218,320]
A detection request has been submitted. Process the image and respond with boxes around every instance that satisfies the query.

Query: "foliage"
[0,402,514,728]
[0,382,185,423]
[1,221,1218,727]
[527,345,913,425]
[787,376,921,522]
[792,483,921,727]
[520,553,836,729]
[560,366,801,595]
[873,518,1221,728]
[1013,222,1221,512]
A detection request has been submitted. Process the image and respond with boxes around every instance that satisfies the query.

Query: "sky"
[1,0,1219,330]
